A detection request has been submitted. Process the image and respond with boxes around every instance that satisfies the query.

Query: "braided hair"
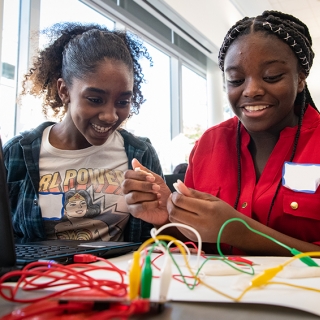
[20,22,152,119]
[218,11,318,222]
[219,10,317,111]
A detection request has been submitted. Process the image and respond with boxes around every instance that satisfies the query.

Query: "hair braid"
[218,17,251,71]
[218,11,315,79]
[266,102,305,225]
[261,12,314,75]
[234,120,242,210]
[222,11,318,225]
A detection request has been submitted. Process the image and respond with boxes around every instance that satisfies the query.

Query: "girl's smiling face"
[58,59,133,149]
[224,32,306,134]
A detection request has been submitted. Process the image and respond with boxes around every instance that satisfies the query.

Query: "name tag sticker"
[282,162,320,193]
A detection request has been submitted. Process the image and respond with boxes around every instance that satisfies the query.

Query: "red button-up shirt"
[186,105,320,246]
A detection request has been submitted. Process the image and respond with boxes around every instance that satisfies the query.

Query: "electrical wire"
[1,218,320,319]
[0,257,127,303]
[236,251,320,301]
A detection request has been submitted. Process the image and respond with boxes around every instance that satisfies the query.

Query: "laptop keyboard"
[15,244,92,261]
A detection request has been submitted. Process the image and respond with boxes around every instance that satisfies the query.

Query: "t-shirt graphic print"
[39,127,130,241]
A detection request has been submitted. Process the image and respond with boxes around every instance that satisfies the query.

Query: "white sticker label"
[282,162,320,193]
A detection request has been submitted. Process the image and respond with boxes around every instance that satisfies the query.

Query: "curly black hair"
[20,22,153,119]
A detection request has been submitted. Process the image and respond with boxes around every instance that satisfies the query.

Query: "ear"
[297,70,306,93]
[57,78,70,104]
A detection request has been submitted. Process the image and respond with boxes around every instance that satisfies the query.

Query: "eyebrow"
[85,87,133,96]
[225,59,287,73]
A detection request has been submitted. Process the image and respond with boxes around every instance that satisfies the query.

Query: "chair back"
[164,173,185,192]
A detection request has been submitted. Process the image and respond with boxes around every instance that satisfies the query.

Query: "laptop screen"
[0,136,17,267]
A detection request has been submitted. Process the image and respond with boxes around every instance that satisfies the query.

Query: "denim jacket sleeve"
[3,122,55,239]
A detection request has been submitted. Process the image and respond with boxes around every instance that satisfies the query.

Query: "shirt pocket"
[283,189,320,221]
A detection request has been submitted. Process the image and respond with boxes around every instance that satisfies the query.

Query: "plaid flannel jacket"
[3,121,163,242]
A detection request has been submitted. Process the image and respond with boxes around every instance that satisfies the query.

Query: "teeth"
[91,123,112,133]
[244,105,269,112]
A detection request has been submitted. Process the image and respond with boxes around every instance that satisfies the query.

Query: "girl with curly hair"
[4,23,163,242]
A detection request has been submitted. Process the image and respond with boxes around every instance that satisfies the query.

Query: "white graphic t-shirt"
[39,126,130,241]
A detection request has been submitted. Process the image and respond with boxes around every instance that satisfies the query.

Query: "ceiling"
[268,0,320,40]
[160,0,320,106]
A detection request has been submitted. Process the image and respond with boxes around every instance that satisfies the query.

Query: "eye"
[87,97,102,104]
[227,79,244,86]
[263,74,284,83]
[116,99,131,107]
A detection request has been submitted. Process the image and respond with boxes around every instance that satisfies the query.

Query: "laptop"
[0,136,141,275]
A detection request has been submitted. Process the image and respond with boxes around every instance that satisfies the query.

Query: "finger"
[167,202,201,242]
[132,158,153,175]
[170,192,217,216]
[128,200,161,218]
[173,179,192,196]
[173,180,218,201]
[121,178,160,195]
[167,193,197,219]
[124,190,160,205]
[124,168,155,182]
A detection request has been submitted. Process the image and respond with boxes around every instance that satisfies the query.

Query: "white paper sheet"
[7,254,320,317]
[93,254,320,316]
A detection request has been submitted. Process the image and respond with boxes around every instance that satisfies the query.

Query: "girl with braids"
[122,11,320,255]
[3,22,165,242]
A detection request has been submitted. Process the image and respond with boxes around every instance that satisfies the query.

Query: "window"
[17,0,115,135]
[1,0,214,173]
[39,0,114,31]
[179,65,207,166]
[124,43,171,173]
[0,0,19,144]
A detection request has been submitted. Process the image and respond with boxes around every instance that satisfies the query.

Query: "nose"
[98,105,119,124]
[242,77,265,98]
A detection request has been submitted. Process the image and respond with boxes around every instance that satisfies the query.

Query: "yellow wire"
[138,235,239,301]
[268,281,320,293]
[138,238,320,303]
[236,251,320,301]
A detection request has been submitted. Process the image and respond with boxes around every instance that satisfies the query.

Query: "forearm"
[223,213,320,256]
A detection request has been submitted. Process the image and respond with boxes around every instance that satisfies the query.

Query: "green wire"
[204,255,255,275]
[147,241,199,290]
[144,220,319,295]
[216,217,319,267]
[146,239,254,292]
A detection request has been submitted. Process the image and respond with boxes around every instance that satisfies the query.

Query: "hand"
[167,180,237,243]
[169,182,320,255]
[121,158,171,226]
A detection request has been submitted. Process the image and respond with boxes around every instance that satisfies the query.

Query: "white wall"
[162,0,320,108]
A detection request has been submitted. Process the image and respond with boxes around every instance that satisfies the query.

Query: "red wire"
[1,243,205,319]
[0,257,128,303]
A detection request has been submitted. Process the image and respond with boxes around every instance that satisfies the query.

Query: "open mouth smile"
[91,123,113,133]
[243,105,270,112]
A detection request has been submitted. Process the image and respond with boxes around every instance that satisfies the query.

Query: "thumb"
[132,158,152,174]
[174,180,218,201]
